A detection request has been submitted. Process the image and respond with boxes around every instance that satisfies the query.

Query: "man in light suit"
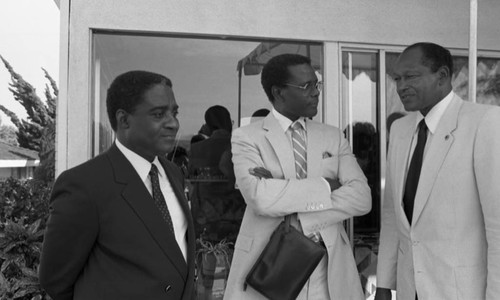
[39,71,196,300]
[224,54,372,299]
[375,42,500,300]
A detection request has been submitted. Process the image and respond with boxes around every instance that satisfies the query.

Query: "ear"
[271,85,283,101]
[436,65,451,85]
[116,109,130,129]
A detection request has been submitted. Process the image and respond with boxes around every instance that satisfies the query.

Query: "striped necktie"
[291,121,307,179]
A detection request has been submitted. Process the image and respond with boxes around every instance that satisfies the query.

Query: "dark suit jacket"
[189,129,232,176]
[39,144,196,300]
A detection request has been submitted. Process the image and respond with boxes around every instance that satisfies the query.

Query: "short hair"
[106,70,172,131]
[261,54,312,102]
[251,108,270,118]
[405,42,453,75]
[204,105,232,132]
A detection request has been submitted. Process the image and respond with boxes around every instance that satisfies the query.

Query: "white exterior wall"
[57,0,500,173]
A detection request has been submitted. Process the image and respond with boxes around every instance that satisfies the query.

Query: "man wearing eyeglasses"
[224,54,371,299]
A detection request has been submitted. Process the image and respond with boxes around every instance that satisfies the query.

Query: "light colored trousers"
[296,255,330,300]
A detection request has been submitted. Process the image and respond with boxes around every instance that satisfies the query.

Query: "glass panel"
[341,51,380,296]
[457,57,500,106]
[386,53,500,124]
[91,32,323,244]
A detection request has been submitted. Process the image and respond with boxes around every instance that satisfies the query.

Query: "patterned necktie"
[291,121,307,179]
[403,119,428,224]
[149,164,174,233]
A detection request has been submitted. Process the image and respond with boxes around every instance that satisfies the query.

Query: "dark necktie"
[149,164,174,233]
[291,121,307,179]
[403,119,428,224]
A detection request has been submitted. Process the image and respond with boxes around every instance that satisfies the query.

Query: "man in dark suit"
[39,70,196,300]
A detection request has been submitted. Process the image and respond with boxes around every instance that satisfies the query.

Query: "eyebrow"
[149,104,178,112]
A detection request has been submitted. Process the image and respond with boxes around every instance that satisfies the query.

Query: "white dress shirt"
[272,108,331,192]
[116,139,188,261]
[406,91,454,174]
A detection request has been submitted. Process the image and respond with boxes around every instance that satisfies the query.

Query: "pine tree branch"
[0,105,22,129]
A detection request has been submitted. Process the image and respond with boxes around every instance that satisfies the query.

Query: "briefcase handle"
[284,214,292,233]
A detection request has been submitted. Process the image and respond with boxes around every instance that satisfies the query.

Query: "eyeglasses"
[284,81,323,93]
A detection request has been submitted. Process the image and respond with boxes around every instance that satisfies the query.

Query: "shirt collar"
[115,139,164,182]
[416,90,454,134]
[271,108,307,132]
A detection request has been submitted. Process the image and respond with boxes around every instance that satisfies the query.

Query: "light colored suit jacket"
[224,114,371,300]
[377,95,500,299]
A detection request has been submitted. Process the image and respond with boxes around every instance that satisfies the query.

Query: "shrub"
[0,178,52,300]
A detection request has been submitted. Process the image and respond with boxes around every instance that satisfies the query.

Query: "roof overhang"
[0,160,40,168]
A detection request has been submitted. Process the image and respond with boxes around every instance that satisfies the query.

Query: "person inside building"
[189,105,245,242]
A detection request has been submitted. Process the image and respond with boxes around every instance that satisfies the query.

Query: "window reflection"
[341,51,381,296]
[341,51,381,237]
[91,32,323,244]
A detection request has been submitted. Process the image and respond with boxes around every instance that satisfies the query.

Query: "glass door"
[341,49,381,298]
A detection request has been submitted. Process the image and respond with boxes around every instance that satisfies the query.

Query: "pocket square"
[322,151,332,159]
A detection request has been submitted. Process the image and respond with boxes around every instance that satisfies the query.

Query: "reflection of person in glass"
[375,42,500,300]
[250,108,270,123]
[349,122,379,233]
[189,105,245,242]
[189,105,233,179]
[190,123,212,144]
[224,54,371,300]
[39,70,196,300]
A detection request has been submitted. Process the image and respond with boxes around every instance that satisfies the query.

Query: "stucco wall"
[69,0,500,49]
[57,0,500,171]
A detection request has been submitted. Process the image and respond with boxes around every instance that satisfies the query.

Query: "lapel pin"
[322,151,332,159]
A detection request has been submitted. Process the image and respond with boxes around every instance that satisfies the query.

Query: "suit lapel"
[392,116,416,230]
[263,115,296,179]
[412,96,461,225]
[107,145,188,279]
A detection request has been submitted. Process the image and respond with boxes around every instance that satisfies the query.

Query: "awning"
[237,42,322,76]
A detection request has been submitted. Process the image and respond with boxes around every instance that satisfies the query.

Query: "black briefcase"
[244,214,326,300]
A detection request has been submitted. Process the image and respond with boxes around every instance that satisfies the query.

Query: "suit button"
[165,285,172,293]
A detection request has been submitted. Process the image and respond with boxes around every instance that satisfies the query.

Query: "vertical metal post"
[379,50,387,231]
[238,67,242,127]
[347,52,354,248]
[469,0,478,103]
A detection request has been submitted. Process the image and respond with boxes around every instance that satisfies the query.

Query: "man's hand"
[323,177,341,192]
[374,287,392,300]
[249,167,273,179]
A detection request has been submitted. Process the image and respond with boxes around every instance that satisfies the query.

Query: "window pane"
[91,32,323,244]
[341,51,381,277]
